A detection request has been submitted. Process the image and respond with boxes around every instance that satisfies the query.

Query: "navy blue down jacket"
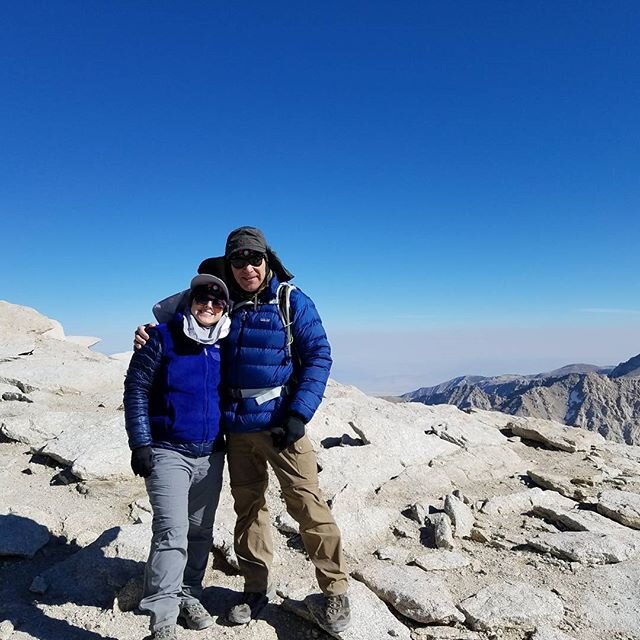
[123,314,224,457]
[222,274,332,433]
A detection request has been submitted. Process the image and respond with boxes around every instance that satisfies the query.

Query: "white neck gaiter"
[182,310,231,345]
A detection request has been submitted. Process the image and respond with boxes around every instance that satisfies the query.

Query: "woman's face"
[190,297,225,327]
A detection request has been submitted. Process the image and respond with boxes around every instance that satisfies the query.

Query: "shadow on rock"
[202,586,322,638]
[5,605,120,640]
[1,516,136,640]
[0,513,50,558]
[36,525,147,609]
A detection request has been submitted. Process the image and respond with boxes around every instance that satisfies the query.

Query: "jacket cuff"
[287,411,307,424]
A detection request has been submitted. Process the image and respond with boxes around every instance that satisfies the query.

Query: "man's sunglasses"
[229,254,265,269]
[193,295,227,308]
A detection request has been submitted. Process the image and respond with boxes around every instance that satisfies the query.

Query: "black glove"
[131,446,154,478]
[271,415,306,451]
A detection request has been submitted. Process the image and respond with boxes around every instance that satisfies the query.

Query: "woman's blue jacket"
[123,314,224,456]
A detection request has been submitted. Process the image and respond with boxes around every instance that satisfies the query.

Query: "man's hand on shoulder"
[134,324,156,350]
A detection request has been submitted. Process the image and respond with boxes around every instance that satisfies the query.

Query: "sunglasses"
[229,253,264,269]
[193,295,227,308]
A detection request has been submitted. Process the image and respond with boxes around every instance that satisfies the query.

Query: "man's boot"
[322,593,351,633]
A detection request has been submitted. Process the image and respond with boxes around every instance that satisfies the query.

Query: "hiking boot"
[179,600,214,630]
[322,593,351,633]
[153,625,178,640]
[227,591,270,625]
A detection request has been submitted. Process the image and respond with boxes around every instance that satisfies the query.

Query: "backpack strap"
[276,282,296,360]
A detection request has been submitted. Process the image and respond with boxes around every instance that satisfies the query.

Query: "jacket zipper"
[237,311,247,376]
[203,346,209,445]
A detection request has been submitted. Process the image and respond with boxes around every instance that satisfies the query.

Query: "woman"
[124,274,230,640]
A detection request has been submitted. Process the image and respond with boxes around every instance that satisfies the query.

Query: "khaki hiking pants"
[227,431,348,596]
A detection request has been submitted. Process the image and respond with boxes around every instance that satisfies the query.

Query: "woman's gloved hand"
[271,415,306,451]
[131,446,154,477]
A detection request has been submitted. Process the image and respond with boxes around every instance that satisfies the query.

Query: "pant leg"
[262,433,349,596]
[227,432,273,593]
[181,450,225,604]
[140,448,192,631]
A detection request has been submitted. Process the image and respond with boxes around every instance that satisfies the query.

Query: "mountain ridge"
[403,354,640,445]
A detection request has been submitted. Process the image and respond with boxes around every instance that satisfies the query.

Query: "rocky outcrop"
[2,302,640,640]
[458,581,564,633]
[403,355,640,445]
[610,353,640,378]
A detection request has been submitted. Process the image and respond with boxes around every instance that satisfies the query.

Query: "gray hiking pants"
[139,447,225,631]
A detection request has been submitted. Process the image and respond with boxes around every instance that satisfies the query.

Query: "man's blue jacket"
[222,274,332,433]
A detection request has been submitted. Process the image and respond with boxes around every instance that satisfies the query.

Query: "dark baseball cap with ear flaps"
[221,226,295,283]
[225,226,268,257]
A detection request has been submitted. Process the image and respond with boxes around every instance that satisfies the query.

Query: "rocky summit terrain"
[403,357,640,446]
[2,300,640,640]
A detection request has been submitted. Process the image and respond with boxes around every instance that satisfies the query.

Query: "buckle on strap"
[228,386,288,405]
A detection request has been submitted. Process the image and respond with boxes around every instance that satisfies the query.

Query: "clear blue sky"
[1,2,639,393]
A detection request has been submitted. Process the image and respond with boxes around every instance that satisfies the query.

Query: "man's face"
[230,252,267,293]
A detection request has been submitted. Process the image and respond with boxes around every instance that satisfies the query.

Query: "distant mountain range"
[401,353,640,445]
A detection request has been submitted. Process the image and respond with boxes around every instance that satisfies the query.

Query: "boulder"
[0,620,15,640]
[0,512,49,558]
[444,493,474,538]
[284,578,411,639]
[412,550,471,571]
[429,445,524,488]
[374,545,413,564]
[309,387,459,470]
[508,418,603,453]
[482,488,575,516]
[570,560,640,638]
[38,414,130,480]
[407,501,430,525]
[0,408,71,446]
[35,523,150,608]
[316,443,406,499]
[331,490,398,560]
[458,581,564,632]
[353,561,464,624]
[527,531,640,564]
[375,463,453,508]
[528,469,599,501]
[428,512,455,550]
[392,517,421,540]
[532,504,639,536]
[421,411,508,448]
[597,489,640,529]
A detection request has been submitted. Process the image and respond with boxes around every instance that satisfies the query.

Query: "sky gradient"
[1,2,638,394]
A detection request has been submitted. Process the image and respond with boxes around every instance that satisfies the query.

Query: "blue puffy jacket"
[123,314,224,457]
[222,274,332,433]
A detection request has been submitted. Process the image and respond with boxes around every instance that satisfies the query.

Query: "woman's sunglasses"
[193,295,227,308]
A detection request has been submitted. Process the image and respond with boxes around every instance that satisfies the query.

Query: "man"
[137,227,350,634]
